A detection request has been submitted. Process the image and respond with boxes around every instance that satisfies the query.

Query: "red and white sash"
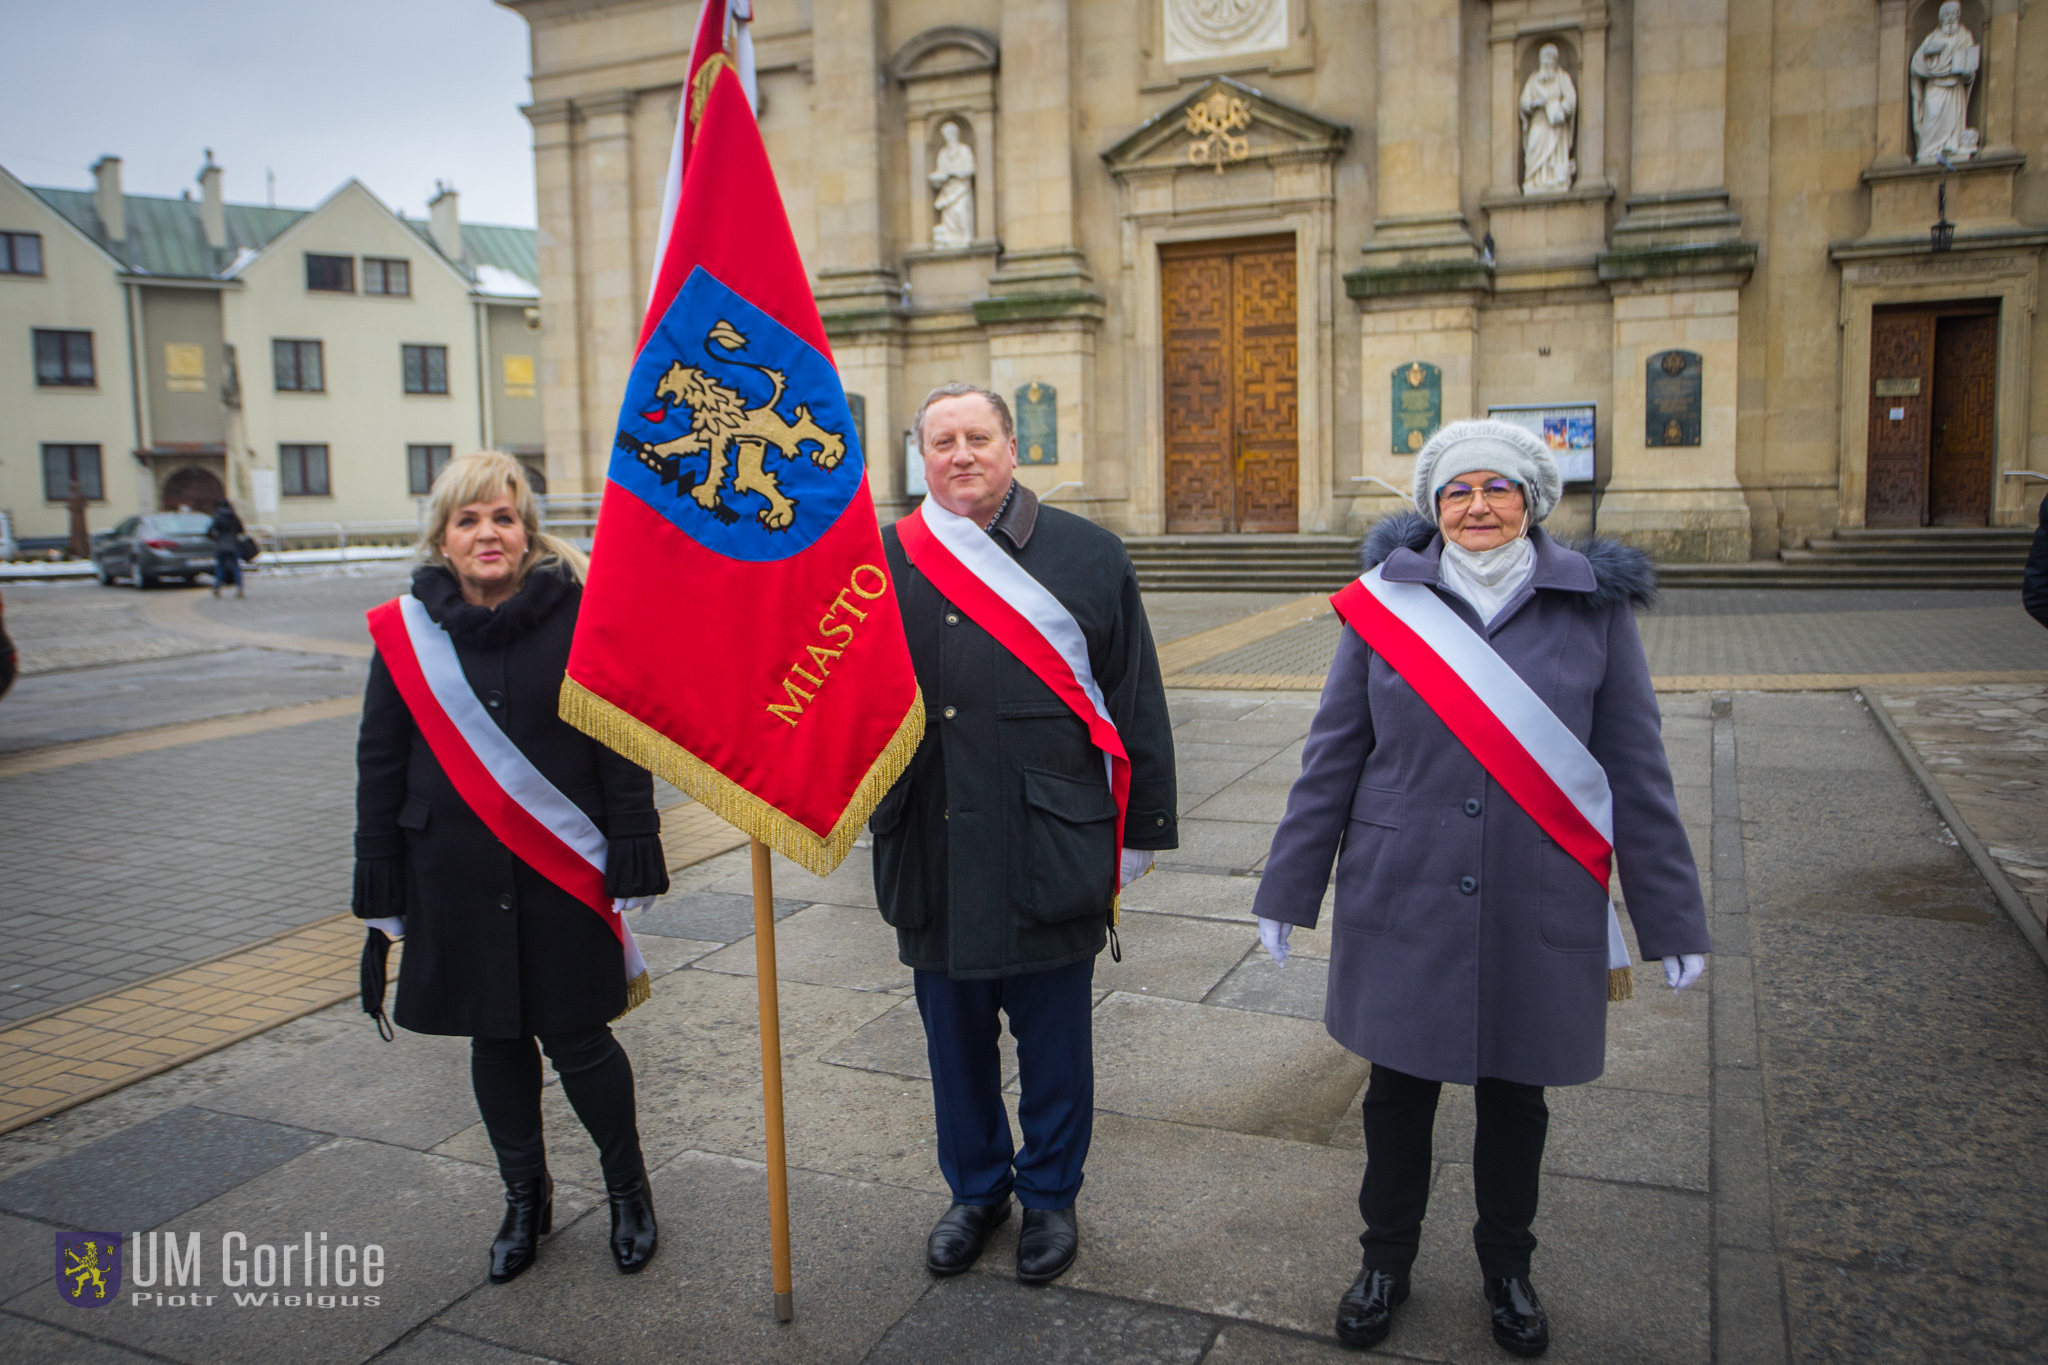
[895,495,1130,898]
[1332,566,1632,975]
[366,596,651,1010]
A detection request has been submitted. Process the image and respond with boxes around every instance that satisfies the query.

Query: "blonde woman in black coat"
[353,452,669,1283]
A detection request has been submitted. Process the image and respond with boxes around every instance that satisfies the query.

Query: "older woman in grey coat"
[1253,420,1709,1358]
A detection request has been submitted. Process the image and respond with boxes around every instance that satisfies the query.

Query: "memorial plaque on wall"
[1392,360,1442,453]
[845,392,867,463]
[1645,350,1702,447]
[1016,382,1058,464]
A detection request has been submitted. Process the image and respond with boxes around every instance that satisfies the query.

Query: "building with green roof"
[2,151,543,551]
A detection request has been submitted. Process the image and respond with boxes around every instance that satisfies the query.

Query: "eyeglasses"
[1437,478,1524,509]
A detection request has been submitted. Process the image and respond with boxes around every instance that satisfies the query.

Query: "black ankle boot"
[606,1167,658,1274]
[489,1174,553,1283]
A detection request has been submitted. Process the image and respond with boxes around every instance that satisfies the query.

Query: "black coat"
[870,491,1178,979]
[352,565,669,1038]
[2026,492,2048,630]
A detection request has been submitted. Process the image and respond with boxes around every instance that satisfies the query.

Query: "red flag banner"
[559,3,923,875]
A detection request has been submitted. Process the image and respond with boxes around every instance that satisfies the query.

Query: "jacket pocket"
[1347,783,1402,830]
[1333,822,1399,935]
[1021,766,1118,923]
[868,776,913,836]
[396,794,432,831]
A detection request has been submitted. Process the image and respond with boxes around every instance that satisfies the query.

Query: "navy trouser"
[213,550,240,587]
[913,957,1094,1210]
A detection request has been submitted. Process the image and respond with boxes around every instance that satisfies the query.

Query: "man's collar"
[987,480,1039,550]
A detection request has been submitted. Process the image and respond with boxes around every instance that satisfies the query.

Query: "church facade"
[503,0,2048,560]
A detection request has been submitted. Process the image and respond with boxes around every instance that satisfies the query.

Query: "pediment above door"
[1102,77,1349,179]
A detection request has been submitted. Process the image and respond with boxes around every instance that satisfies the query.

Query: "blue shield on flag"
[54,1231,121,1306]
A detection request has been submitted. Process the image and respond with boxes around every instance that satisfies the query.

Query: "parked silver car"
[92,512,220,588]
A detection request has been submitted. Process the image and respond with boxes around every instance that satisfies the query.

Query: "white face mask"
[1441,532,1532,585]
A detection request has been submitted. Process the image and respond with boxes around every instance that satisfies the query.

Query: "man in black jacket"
[2026,487,2048,629]
[873,383,1177,1286]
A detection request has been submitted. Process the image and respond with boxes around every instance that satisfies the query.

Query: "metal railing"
[246,520,422,555]
[537,493,602,543]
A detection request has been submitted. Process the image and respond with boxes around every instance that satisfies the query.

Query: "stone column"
[1353,0,1484,286]
[811,0,898,323]
[1874,1,1912,169]
[1346,0,1485,532]
[980,0,1102,514]
[524,99,589,493]
[1597,0,1755,562]
[811,0,905,511]
[578,90,641,496]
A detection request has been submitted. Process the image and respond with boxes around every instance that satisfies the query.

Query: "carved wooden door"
[1163,238,1298,532]
[1865,311,1936,527]
[1929,312,1997,526]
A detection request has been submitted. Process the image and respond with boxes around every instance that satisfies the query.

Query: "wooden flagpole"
[749,838,795,1322]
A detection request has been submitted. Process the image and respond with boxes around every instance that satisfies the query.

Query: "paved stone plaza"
[0,569,2045,1361]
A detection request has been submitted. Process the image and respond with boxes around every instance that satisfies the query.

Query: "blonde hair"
[419,451,588,586]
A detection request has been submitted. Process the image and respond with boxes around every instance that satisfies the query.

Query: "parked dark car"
[91,513,220,588]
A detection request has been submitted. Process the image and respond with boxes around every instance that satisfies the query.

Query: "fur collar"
[412,562,579,647]
[1359,509,1657,611]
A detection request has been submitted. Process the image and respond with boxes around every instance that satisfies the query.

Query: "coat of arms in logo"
[611,267,863,563]
[55,1231,121,1306]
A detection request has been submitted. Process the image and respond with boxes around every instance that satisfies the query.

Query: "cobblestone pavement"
[0,682,2038,1362]
[1181,589,2048,685]
[1872,684,2048,933]
[3,574,2046,1361]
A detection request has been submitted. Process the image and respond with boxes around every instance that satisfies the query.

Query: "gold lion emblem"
[619,320,847,530]
[65,1241,108,1300]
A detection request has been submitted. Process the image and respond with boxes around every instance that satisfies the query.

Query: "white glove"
[363,916,406,942]
[1258,917,1292,967]
[1118,848,1155,889]
[1663,953,1706,992]
[614,896,656,915]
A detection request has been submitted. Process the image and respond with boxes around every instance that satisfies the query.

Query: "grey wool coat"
[1254,512,1710,1087]
[871,485,1179,979]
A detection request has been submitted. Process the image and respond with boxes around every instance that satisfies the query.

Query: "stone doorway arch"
[160,466,226,512]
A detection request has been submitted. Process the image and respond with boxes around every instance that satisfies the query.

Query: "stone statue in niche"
[1912,2,1980,164]
[929,121,976,249]
[1520,44,1578,194]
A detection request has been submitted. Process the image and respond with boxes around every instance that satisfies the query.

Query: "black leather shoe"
[605,1170,659,1274]
[925,1200,1009,1276]
[1484,1277,1550,1357]
[489,1174,553,1284]
[1015,1206,1078,1285]
[1335,1266,1409,1350]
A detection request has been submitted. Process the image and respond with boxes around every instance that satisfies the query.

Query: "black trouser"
[470,1027,644,1187]
[1358,1063,1549,1279]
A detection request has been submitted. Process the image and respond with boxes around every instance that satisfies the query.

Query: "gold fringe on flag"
[1608,965,1635,1003]
[560,674,927,878]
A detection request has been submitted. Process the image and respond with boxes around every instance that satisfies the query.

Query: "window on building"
[363,257,410,296]
[2,232,43,275]
[273,339,324,392]
[33,329,94,386]
[279,444,331,497]
[42,444,104,501]
[402,344,448,395]
[305,254,355,292]
[407,444,453,495]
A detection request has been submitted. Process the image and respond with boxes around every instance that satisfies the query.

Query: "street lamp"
[1931,154,1955,253]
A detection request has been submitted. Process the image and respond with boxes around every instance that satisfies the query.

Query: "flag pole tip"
[774,1291,794,1323]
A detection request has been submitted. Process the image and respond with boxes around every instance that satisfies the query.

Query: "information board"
[1016,382,1058,465]
[1486,403,1596,483]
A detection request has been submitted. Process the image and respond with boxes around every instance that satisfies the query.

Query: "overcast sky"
[0,0,539,226]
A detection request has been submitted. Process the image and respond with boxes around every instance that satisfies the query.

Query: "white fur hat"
[1410,418,1562,525]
